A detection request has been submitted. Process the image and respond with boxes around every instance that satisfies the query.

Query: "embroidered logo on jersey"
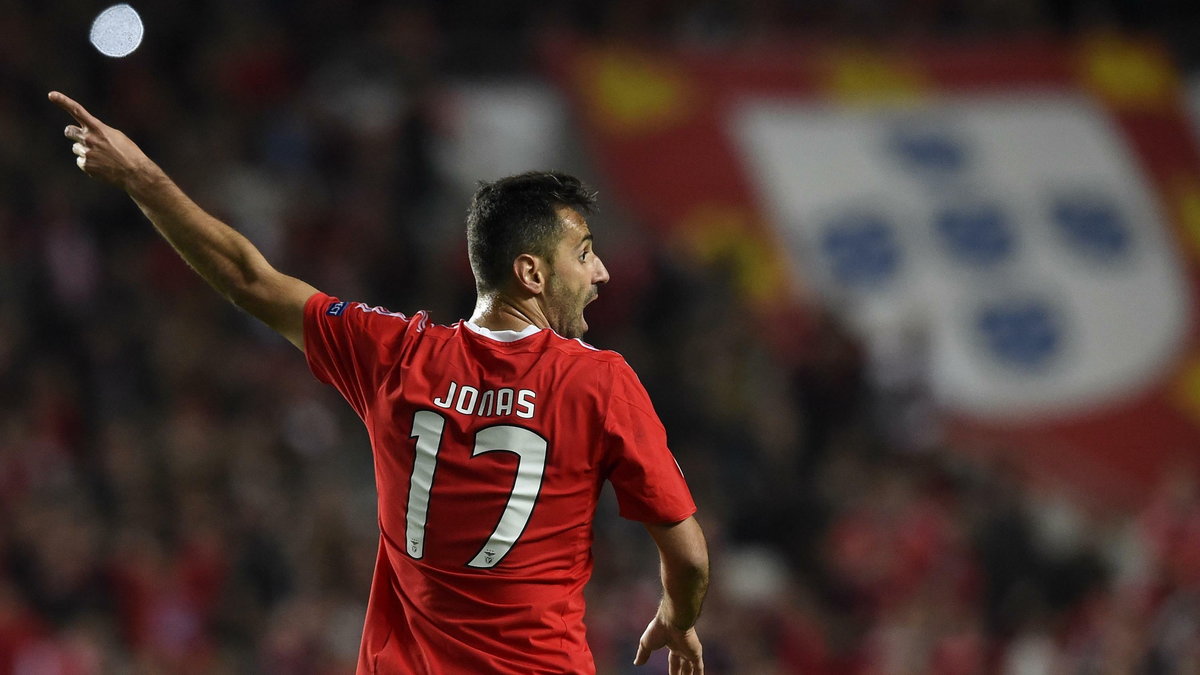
[327,301,348,316]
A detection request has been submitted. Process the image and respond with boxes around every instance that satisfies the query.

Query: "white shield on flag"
[733,94,1192,420]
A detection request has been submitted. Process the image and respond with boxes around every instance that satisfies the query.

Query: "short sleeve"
[303,292,410,419]
[602,361,697,523]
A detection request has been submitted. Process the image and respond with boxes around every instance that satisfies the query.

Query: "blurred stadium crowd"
[3,1,1200,673]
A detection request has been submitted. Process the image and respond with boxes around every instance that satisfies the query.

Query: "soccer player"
[50,91,708,675]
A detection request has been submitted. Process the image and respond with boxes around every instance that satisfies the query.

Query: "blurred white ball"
[89,4,144,58]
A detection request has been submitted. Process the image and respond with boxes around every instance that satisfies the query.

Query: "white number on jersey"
[405,410,548,569]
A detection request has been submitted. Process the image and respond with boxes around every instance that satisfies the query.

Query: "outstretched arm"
[635,515,708,675]
[49,91,318,351]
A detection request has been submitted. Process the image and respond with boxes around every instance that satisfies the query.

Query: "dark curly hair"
[466,171,598,293]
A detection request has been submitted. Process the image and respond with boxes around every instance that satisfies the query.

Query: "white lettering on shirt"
[430,381,537,419]
[495,389,513,417]
[516,390,536,419]
[432,381,457,409]
[455,386,479,415]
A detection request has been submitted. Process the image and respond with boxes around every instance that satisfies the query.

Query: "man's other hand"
[49,91,157,192]
[634,613,703,675]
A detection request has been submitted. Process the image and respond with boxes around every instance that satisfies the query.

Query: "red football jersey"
[302,293,696,675]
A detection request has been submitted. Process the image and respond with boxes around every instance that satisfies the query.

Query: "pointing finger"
[48,91,101,129]
[633,643,649,666]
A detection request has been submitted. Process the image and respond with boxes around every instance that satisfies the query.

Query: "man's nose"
[594,256,610,285]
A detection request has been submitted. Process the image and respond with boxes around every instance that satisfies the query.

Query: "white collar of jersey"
[464,320,542,342]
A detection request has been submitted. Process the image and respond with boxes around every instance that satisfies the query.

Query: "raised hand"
[47,90,316,350]
[634,613,704,675]
[49,91,157,191]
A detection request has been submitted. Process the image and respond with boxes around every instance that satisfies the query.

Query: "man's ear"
[513,253,547,294]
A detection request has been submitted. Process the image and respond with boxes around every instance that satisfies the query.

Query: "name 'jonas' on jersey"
[431,381,536,419]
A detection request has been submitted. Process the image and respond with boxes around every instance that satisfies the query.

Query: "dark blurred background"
[4,1,1200,673]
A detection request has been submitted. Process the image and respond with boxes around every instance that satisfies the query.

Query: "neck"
[470,292,549,333]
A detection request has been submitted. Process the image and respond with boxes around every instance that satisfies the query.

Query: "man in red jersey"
[51,91,708,675]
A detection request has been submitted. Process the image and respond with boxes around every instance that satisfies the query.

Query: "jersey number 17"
[405,410,547,569]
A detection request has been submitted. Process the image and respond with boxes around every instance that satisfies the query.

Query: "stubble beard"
[548,275,591,339]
